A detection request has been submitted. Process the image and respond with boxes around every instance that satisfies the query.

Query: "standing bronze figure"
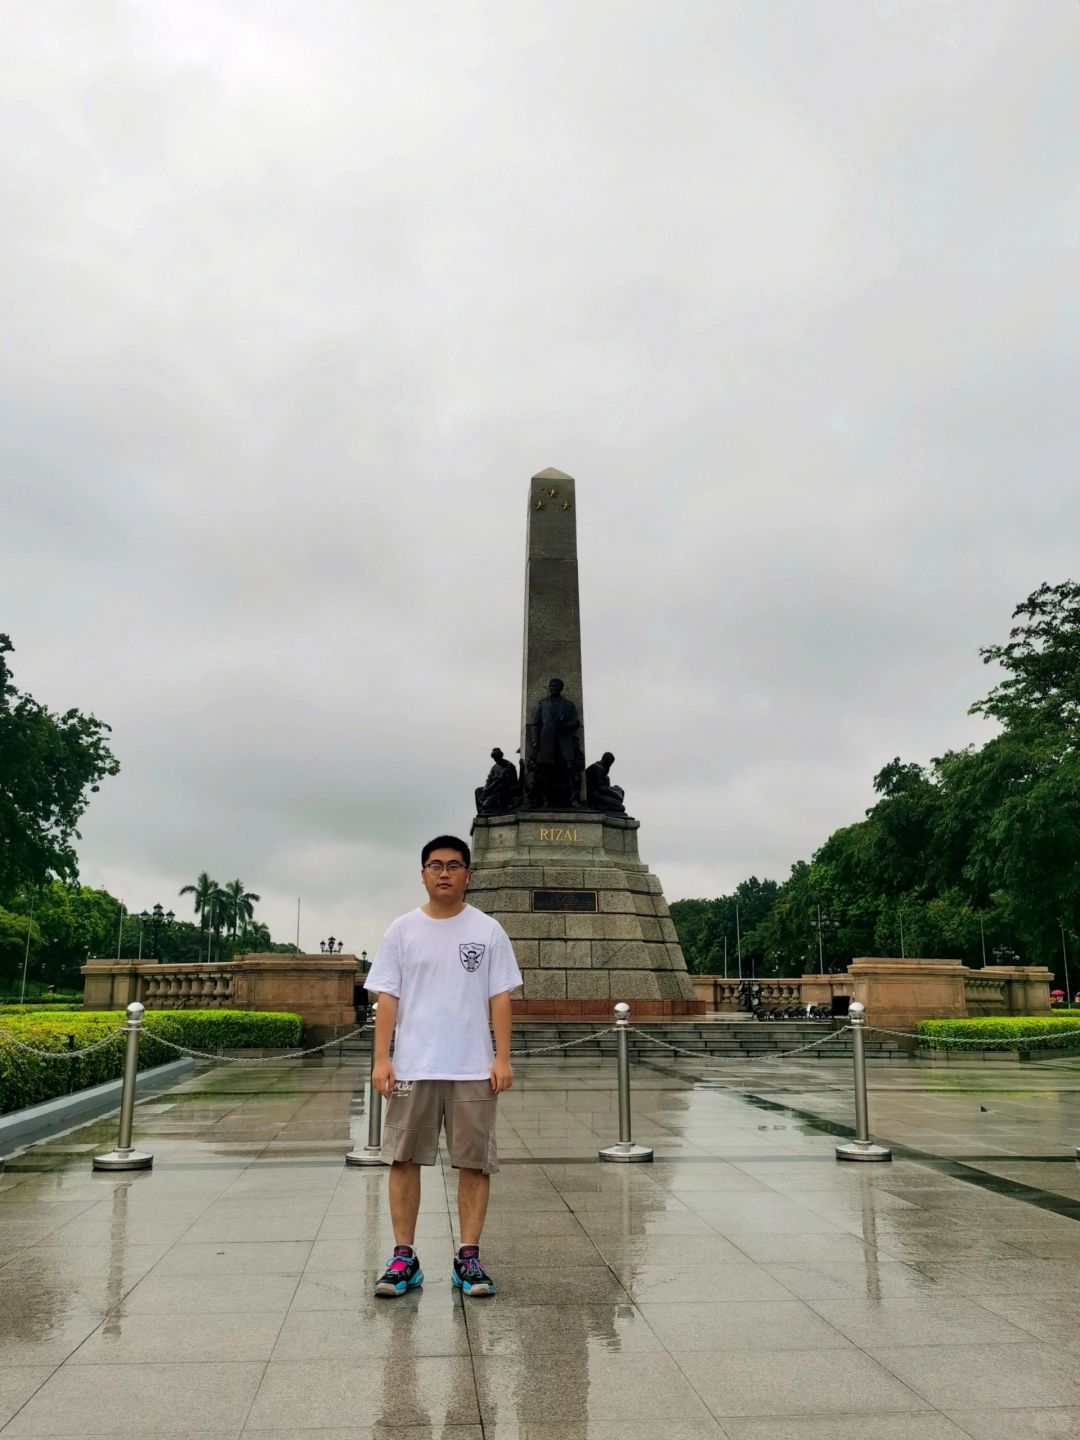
[525,678,584,807]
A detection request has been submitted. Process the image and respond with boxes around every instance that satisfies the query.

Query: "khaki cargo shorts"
[380,1079,499,1174]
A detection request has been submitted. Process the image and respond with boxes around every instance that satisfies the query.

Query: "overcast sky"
[2,1,1077,954]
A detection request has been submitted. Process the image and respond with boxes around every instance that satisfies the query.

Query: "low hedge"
[139,1009,303,1051]
[917,1016,1080,1050]
[0,1009,303,1115]
[0,1004,84,1014]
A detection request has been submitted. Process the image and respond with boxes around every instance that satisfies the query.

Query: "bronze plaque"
[531,890,598,913]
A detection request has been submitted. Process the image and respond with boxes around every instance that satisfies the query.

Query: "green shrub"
[0,1012,182,1114]
[917,1016,1080,1050]
[0,1009,303,1115]
[141,1010,302,1051]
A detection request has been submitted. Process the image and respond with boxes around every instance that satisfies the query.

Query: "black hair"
[421,834,471,868]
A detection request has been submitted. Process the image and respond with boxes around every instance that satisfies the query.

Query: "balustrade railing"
[694,977,820,1011]
[964,973,1007,1016]
[140,965,234,1009]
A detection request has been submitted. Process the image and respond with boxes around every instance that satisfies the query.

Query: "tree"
[221,879,260,944]
[0,906,41,992]
[0,635,119,900]
[4,882,120,990]
[671,880,780,976]
[971,579,1080,738]
[178,872,220,939]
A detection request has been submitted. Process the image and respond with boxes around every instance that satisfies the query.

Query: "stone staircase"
[337,1020,908,1061]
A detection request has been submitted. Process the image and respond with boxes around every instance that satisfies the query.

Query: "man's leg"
[457,1167,490,1247]
[388,1160,421,1246]
[446,1083,499,1296]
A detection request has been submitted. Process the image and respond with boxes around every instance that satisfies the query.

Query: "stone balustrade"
[139,966,234,1009]
[696,978,806,1010]
[693,959,1052,1027]
[964,972,1007,1016]
[82,952,359,1042]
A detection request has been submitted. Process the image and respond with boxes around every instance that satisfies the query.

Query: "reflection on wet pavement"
[2,1050,1080,1436]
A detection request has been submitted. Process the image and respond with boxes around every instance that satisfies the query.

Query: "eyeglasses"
[423,860,468,874]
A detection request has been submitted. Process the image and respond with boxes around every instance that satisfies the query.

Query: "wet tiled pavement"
[3,1048,1080,1438]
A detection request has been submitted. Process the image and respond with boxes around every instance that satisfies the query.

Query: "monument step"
[339,1020,907,1060]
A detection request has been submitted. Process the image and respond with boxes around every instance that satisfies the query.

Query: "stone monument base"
[469,809,704,1016]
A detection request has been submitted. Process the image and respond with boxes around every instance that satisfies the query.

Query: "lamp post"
[319,937,345,954]
[810,907,840,975]
[1060,924,1074,1010]
[139,904,175,961]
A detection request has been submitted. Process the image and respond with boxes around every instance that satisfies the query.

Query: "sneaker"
[374,1246,423,1297]
[452,1246,496,1296]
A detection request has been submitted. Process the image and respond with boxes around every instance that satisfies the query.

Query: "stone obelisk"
[469,466,699,1016]
[520,467,585,795]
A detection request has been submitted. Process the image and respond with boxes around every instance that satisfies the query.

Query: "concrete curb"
[0,1058,194,1153]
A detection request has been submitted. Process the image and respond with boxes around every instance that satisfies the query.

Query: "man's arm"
[372,992,398,1098]
[489,990,514,1093]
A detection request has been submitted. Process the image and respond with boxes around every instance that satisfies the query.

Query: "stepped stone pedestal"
[469,808,703,1017]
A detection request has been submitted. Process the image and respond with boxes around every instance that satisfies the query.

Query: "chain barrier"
[1,1020,615,1066]
[24,1017,1073,1067]
[145,1022,373,1065]
[1,1020,857,1066]
[510,1027,614,1057]
[0,1028,126,1060]
[869,1024,1080,1050]
[626,1023,854,1063]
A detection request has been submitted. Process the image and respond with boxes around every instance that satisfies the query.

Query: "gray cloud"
[2,1,1077,951]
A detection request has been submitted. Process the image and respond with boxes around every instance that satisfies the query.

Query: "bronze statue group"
[474,677,626,816]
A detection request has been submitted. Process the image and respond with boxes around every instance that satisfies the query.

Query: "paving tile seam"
[226,1123,341,1434]
[667,1347,944,1423]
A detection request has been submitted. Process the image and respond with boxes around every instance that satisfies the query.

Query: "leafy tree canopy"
[672,580,1080,991]
[0,635,119,901]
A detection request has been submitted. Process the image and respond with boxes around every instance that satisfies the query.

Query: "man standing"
[366,834,522,1298]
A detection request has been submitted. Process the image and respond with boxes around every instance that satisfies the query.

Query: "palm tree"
[179,872,220,939]
[222,879,260,946]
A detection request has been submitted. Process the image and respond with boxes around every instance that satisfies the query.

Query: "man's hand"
[372,1058,396,1099]
[490,1057,514,1093]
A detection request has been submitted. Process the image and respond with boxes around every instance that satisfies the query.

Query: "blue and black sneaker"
[451,1246,496,1296]
[374,1246,423,1297]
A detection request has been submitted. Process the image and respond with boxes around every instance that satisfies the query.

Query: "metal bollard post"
[93,1002,153,1171]
[599,1002,654,1163]
[346,1001,388,1167]
[835,1002,892,1162]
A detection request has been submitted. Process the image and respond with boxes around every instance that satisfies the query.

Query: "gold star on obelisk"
[561,500,572,511]
[547,487,558,498]
[534,499,545,511]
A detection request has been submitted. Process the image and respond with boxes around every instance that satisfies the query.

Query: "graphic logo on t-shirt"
[459,942,486,972]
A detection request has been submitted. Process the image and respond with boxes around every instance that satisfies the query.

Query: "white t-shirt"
[365,904,522,1080]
